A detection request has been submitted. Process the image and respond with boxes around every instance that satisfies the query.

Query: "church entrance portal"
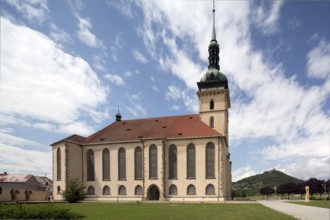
[147,185,160,200]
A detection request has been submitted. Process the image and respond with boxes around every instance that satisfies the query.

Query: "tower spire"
[208,1,220,71]
[115,106,122,122]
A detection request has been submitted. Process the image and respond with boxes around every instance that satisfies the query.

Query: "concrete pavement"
[257,200,330,220]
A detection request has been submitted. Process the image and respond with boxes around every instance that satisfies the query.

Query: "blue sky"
[1,0,329,182]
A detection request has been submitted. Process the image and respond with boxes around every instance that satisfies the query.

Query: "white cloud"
[49,23,72,44]
[135,1,329,181]
[104,73,125,86]
[107,0,134,19]
[0,17,108,134]
[165,85,198,113]
[307,40,330,79]
[0,142,51,176]
[0,132,42,147]
[125,92,147,117]
[252,1,284,35]
[280,156,330,181]
[132,49,148,64]
[76,15,103,48]
[124,71,133,78]
[4,0,49,23]
[232,166,257,182]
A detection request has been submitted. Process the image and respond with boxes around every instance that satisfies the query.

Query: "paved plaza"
[258,200,330,220]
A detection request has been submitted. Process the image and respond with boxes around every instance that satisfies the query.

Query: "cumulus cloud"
[307,40,330,79]
[132,49,148,64]
[0,17,108,134]
[134,1,329,180]
[0,141,51,176]
[232,166,257,182]
[104,73,125,86]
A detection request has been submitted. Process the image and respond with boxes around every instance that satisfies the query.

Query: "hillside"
[233,169,303,195]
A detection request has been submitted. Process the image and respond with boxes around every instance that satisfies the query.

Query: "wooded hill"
[233,169,303,196]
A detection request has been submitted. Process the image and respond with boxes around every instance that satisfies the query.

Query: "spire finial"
[212,0,216,41]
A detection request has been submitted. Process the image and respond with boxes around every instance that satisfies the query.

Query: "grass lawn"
[288,200,330,209]
[53,202,296,220]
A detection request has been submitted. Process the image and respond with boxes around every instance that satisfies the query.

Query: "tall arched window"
[169,184,177,195]
[118,147,126,180]
[169,144,177,179]
[206,184,215,195]
[206,142,215,178]
[135,185,143,195]
[87,149,95,181]
[118,185,126,195]
[187,184,196,195]
[187,143,196,179]
[149,144,157,179]
[102,148,110,181]
[134,146,142,180]
[210,99,214,110]
[56,148,61,181]
[87,186,95,195]
[0,187,2,195]
[209,116,214,128]
[103,185,110,195]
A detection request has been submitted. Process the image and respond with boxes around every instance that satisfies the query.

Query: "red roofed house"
[51,7,232,202]
[0,173,51,202]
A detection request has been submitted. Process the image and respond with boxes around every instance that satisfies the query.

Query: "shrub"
[62,179,85,203]
[0,204,84,219]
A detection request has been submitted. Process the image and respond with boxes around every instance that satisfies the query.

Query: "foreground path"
[257,200,330,220]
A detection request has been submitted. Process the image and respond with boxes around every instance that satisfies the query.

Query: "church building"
[51,7,232,202]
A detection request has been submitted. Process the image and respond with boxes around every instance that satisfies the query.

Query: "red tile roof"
[51,134,86,146]
[0,174,32,183]
[85,114,222,144]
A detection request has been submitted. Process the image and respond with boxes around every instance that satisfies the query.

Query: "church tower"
[197,4,231,142]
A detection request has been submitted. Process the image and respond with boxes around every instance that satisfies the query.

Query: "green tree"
[260,186,275,200]
[62,179,85,203]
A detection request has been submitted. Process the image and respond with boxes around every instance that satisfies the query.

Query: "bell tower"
[197,3,230,142]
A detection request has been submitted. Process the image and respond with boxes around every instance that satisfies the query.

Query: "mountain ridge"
[233,168,303,195]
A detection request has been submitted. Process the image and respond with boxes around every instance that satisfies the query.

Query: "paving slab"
[257,200,330,220]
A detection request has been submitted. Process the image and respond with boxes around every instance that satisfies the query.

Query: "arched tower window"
[103,185,110,195]
[210,99,214,110]
[149,144,157,179]
[169,184,177,195]
[187,143,196,179]
[87,186,95,195]
[134,146,142,180]
[118,147,126,180]
[169,144,177,179]
[187,184,196,195]
[87,149,95,181]
[56,148,61,181]
[206,142,215,178]
[209,116,214,128]
[206,184,215,195]
[102,148,110,181]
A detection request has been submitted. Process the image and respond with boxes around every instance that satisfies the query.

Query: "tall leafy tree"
[260,186,275,200]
